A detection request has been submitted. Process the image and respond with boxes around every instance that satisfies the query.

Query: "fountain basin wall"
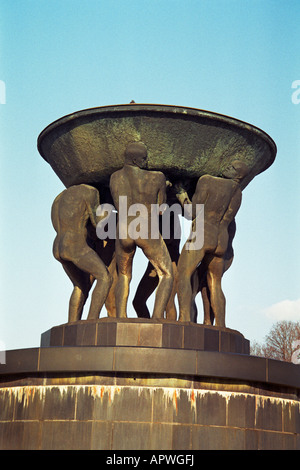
[38,104,277,192]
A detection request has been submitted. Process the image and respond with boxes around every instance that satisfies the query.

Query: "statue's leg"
[201,280,214,325]
[140,237,173,319]
[115,237,136,318]
[165,241,180,321]
[194,261,212,325]
[177,245,204,322]
[72,249,112,320]
[62,261,92,322]
[132,262,158,318]
[165,261,178,321]
[190,270,199,323]
[105,256,117,317]
[206,256,226,327]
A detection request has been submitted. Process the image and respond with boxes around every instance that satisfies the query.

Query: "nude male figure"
[132,211,180,320]
[51,184,112,322]
[191,219,236,324]
[109,142,173,318]
[176,160,249,326]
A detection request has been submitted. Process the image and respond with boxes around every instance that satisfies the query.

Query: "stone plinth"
[0,320,299,450]
[40,318,250,354]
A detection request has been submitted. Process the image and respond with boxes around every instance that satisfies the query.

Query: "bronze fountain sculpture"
[3,104,300,452]
[38,103,276,329]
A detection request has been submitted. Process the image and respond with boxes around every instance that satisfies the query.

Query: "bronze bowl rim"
[37,103,277,164]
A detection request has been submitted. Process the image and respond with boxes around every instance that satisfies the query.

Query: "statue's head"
[222,160,249,182]
[124,142,148,169]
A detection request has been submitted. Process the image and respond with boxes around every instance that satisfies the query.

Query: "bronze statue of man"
[132,211,180,320]
[51,184,112,322]
[109,142,173,318]
[176,160,249,326]
[191,219,236,324]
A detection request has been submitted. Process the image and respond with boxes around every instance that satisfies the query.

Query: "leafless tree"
[250,340,266,358]
[250,321,300,363]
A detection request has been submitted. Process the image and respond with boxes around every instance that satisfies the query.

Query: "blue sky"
[0,0,299,351]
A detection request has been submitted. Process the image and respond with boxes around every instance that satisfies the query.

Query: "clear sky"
[0,0,299,351]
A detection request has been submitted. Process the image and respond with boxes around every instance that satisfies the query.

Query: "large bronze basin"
[37,104,276,191]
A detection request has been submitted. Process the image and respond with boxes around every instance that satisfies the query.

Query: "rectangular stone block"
[203,328,219,351]
[114,321,164,347]
[41,421,92,450]
[243,339,250,354]
[90,387,112,421]
[39,346,115,372]
[63,324,78,346]
[97,321,117,345]
[245,429,259,450]
[116,322,140,346]
[196,391,227,426]
[255,397,282,431]
[75,322,97,345]
[114,347,197,376]
[111,422,151,450]
[282,434,298,450]
[219,331,232,353]
[108,386,153,423]
[40,328,51,347]
[91,421,112,450]
[148,423,173,450]
[191,425,228,450]
[282,400,300,434]
[52,326,64,346]
[172,389,197,425]
[227,394,256,429]
[172,424,191,449]
[224,428,245,450]
[42,386,76,420]
[257,430,296,450]
[0,422,24,450]
[196,351,267,383]
[268,359,300,388]
[0,348,39,375]
[89,385,154,424]
[14,387,45,421]
[139,323,162,347]
[183,325,204,350]
[41,325,64,347]
[152,388,174,424]
[0,388,15,421]
[75,386,96,421]
[162,324,183,348]
[22,422,41,450]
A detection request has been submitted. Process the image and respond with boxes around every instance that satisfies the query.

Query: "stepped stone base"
[40,318,250,354]
[0,319,299,450]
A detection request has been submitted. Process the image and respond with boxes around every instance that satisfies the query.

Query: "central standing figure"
[109,142,174,318]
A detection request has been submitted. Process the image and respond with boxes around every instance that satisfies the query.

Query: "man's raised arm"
[86,186,101,228]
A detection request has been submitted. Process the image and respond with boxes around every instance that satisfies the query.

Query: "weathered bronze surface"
[176,160,249,325]
[51,184,113,321]
[132,210,180,320]
[110,142,173,319]
[38,104,276,192]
